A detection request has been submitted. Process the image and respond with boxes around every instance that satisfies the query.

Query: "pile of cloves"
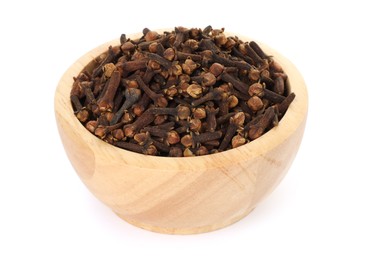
[70,26,295,157]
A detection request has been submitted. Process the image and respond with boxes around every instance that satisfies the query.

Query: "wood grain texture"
[54,31,308,234]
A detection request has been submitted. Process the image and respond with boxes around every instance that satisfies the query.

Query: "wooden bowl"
[54,31,308,234]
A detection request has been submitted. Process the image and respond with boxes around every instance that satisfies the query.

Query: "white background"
[1,0,366,259]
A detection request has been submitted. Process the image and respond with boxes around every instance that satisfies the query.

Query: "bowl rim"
[55,29,308,171]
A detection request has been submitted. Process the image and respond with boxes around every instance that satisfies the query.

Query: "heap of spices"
[70,26,295,157]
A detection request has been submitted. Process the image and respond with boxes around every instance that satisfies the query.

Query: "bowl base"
[114,207,255,235]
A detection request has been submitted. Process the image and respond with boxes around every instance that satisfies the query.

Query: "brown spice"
[71,26,295,157]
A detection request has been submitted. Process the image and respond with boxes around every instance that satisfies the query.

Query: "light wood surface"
[54,31,308,234]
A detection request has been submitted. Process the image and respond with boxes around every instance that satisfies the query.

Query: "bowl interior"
[55,30,308,171]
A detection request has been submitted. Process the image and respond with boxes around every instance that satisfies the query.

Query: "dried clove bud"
[103,63,116,77]
[136,75,168,107]
[273,76,285,95]
[97,70,121,112]
[112,129,125,140]
[181,134,193,147]
[163,48,175,61]
[111,88,141,125]
[166,131,181,145]
[195,146,209,156]
[221,72,249,94]
[209,63,224,77]
[192,107,206,119]
[72,26,295,156]
[123,109,155,137]
[86,120,98,133]
[231,134,246,148]
[76,109,89,123]
[247,96,264,112]
[149,105,191,120]
[187,83,203,98]
[205,105,219,132]
[182,58,198,75]
[202,72,216,87]
[144,30,159,41]
[121,41,135,52]
[189,118,202,133]
[191,88,223,106]
[228,95,239,109]
[275,92,296,116]
[169,146,183,157]
[219,112,245,151]
[248,107,276,140]
[248,82,264,97]
[192,131,223,147]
